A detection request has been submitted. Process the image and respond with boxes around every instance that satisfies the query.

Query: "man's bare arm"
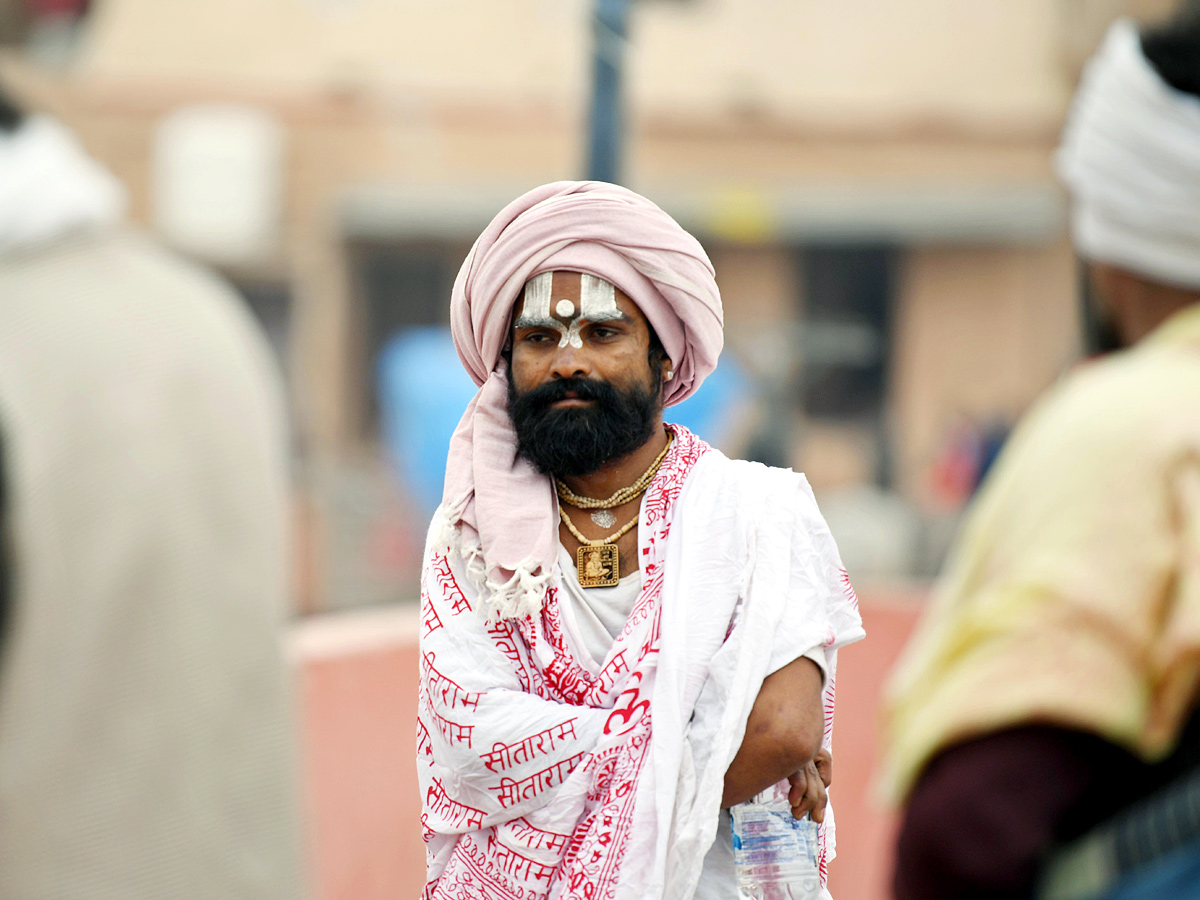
[722,656,825,812]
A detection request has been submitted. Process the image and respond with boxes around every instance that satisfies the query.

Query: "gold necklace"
[559,506,638,588]
[555,433,673,529]
[554,432,673,588]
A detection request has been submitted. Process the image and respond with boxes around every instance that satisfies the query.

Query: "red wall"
[823,596,924,900]
[297,616,427,900]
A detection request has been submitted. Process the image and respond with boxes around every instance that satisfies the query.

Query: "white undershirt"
[555,545,641,667]
[555,545,827,899]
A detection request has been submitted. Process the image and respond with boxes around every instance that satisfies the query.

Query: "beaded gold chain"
[554,433,673,510]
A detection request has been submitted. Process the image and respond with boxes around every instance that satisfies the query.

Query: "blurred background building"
[0,0,1177,611]
[0,2,1184,899]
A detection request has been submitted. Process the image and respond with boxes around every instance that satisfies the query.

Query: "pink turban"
[438,181,724,619]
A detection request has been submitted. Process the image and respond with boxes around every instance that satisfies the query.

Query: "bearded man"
[416,181,864,900]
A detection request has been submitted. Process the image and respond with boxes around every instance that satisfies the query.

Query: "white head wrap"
[0,116,126,257]
[1057,19,1200,290]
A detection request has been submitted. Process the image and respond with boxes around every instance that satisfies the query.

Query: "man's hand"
[787,747,832,822]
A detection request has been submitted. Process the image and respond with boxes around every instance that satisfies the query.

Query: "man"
[883,7,1200,899]
[0,90,302,897]
[417,181,864,900]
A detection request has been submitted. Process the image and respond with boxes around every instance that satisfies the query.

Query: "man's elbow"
[743,705,823,773]
[777,716,824,771]
[758,657,826,768]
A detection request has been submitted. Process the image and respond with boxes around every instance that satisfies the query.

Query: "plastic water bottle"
[731,786,822,900]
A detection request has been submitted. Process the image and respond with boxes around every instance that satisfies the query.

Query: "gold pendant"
[577,544,620,588]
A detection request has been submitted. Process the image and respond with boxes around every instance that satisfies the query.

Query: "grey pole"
[587,0,628,184]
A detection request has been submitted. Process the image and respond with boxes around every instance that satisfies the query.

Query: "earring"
[665,369,674,381]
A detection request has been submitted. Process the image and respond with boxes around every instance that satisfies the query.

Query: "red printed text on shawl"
[418,425,708,900]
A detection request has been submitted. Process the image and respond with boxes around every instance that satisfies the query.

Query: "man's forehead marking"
[521,271,554,321]
[579,274,618,319]
[516,272,624,349]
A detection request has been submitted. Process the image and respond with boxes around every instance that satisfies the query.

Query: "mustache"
[514,376,620,409]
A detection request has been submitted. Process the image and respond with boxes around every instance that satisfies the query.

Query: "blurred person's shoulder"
[1075,309,1195,420]
[1,226,261,337]
[1036,315,1200,438]
[0,227,282,398]
[986,310,1200,498]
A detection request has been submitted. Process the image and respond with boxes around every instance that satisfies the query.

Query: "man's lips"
[550,394,594,408]
[528,380,606,409]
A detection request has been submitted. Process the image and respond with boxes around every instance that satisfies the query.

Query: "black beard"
[1081,291,1125,355]
[1079,260,1126,355]
[507,374,661,477]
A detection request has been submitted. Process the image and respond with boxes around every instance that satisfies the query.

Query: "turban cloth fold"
[438,181,723,619]
[1057,19,1200,290]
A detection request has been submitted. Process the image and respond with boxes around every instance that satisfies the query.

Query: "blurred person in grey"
[0,88,303,897]
[881,5,1200,900]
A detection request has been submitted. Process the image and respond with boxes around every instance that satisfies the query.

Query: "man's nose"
[549,342,591,380]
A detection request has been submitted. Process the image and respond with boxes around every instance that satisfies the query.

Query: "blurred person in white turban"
[882,4,1200,900]
[0,89,302,897]
[415,181,864,900]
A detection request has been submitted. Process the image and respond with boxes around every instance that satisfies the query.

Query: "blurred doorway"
[798,244,897,488]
